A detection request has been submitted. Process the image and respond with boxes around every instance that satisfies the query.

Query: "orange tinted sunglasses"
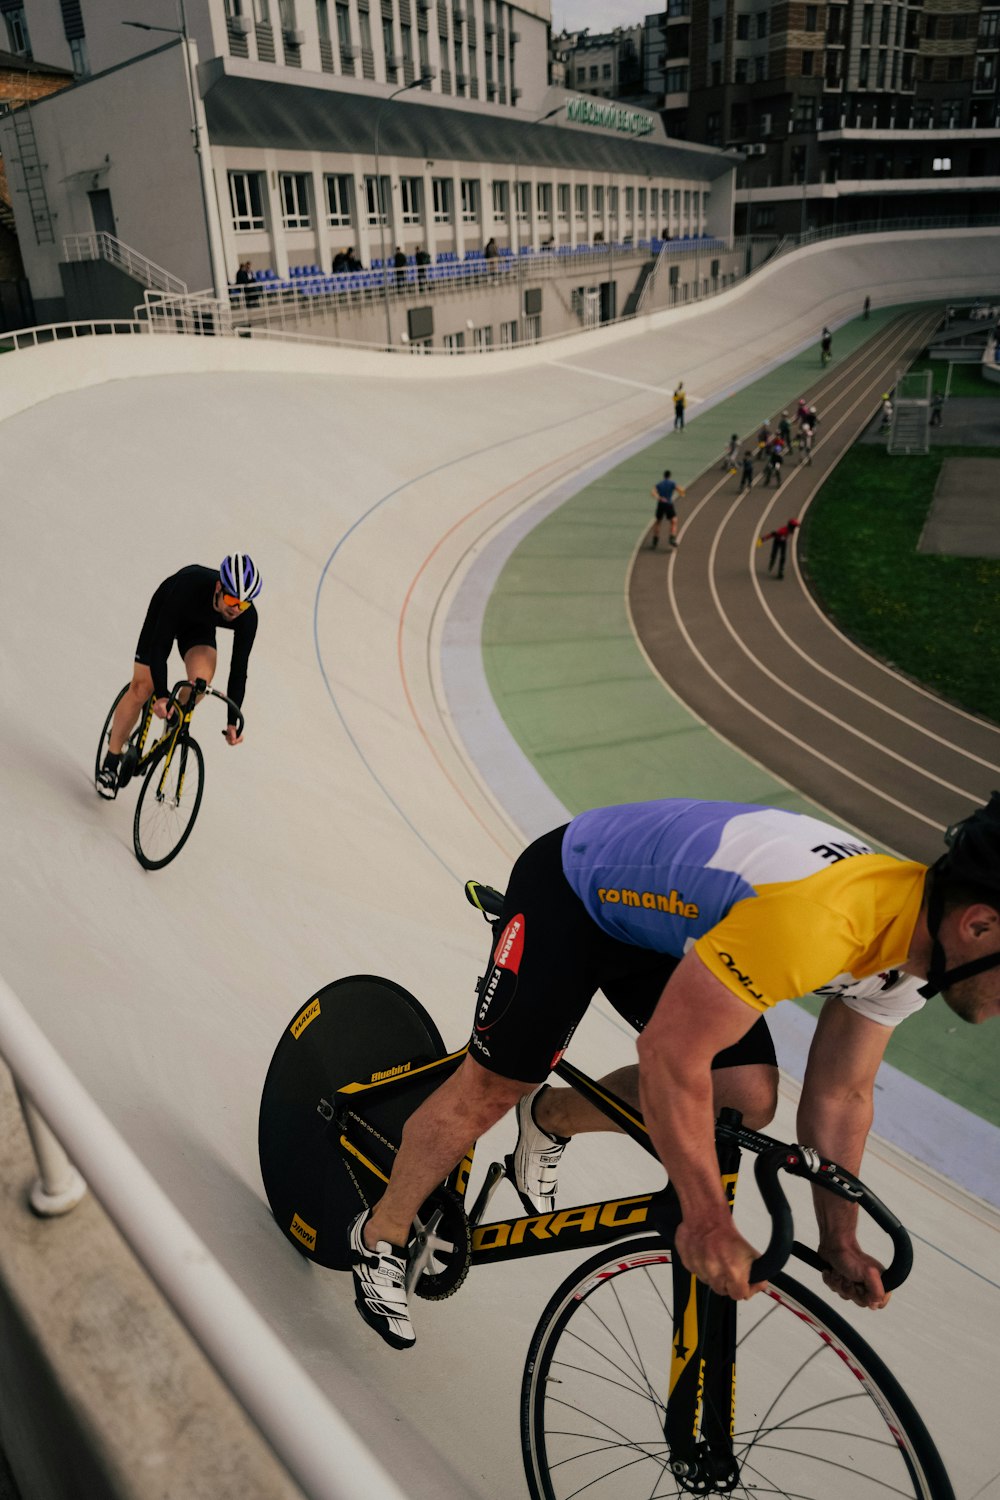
[221,592,251,612]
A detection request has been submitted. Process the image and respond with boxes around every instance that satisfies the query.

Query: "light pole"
[123,3,224,300]
[512,103,564,342]
[373,74,435,349]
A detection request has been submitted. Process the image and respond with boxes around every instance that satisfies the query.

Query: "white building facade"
[0,0,736,324]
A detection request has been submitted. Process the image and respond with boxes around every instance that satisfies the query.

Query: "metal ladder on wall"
[8,102,55,246]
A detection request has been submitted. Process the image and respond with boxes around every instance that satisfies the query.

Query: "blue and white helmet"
[219,553,262,603]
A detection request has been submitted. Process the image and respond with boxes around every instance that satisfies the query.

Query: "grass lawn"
[800,443,1000,726]
[907,356,1000,398]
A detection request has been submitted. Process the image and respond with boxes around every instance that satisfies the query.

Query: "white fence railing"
[63,232,189,297]
[0,317,149,352]
[0,971,409,1500]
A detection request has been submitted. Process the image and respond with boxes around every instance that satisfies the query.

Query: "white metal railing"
[0,317,149,352]
[0,970,409,1500]
[63,232,189,297]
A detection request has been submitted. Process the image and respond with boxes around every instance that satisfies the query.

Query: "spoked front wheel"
[132,736,205,870]
[521,1235,954,1500]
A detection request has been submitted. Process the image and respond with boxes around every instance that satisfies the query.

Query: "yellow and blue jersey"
[562,801,927,1023]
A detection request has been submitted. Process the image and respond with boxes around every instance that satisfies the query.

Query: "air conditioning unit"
[760,112,772,135]
[284,27,305,44]
[509,29,520,43]
[512,85,522,99]
[455,70,467,85]
[386,51,402,67]
[230,14,253,34]
[341,41,358,57]
[484,18,495,33]
[417,0,431,9]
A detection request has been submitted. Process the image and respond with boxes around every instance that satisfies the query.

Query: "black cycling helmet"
[919,792,1000,998]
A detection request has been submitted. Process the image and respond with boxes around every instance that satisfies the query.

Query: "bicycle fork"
[663,1140,741,1494]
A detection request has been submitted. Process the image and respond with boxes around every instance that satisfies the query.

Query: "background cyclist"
[349,795,1000,1351]
[96,553,262,798]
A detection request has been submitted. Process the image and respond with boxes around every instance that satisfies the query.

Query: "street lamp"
[512,103,564,342]
[123,3,224,300]
[373,73,435,349]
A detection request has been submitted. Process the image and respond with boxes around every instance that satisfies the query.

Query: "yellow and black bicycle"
[95,678,243,871]
[258,882,955,1500]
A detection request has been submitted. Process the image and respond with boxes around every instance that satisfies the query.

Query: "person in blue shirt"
[649,470,685,549]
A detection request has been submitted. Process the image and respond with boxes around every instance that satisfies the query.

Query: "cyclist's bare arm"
[635,950,765,1299]
[798,998,893,1308]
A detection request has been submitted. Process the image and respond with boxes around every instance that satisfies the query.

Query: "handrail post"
[14,1084,87,1216]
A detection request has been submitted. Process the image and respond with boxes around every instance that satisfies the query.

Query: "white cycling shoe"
[349,1210,415,1350]
[508,1086,570,1215]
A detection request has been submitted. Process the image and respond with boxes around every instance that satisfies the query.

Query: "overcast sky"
[551,1,649,34]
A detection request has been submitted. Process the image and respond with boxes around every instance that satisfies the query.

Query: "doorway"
[88,189,116,237]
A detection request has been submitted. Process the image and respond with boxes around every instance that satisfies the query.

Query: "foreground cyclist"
[96,554,262,798]
[351,795,1000,1349]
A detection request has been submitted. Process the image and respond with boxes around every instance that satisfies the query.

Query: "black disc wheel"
[95,685,129,785]
[521,1235,954,1500]
[132,736,204,870]
[258,976,448,1271]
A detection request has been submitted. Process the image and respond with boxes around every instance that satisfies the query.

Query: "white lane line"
[549,359,678,396]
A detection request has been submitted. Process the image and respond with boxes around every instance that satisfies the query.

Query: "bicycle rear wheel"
[258,976,447,1270]
[133,736,204,870]
[521,1234,954,1500]
[95,685,129,783]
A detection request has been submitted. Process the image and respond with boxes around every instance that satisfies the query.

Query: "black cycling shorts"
[655,499,676,521]
[469,825,776,1083]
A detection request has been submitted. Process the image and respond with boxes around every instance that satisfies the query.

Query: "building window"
[363,174,389,225]
[443,331,466,352]
[472,325,494,349]
[593,184,604,215]
[638,187,646,217]
[862,4,873,44]
[280,172,311,228]
[805,4,818,29]
[736,14,749,41]
[536,182,552,218]
[516,181,530,221]
[734,56,748,83]
[316,0,331,42]
[336,2,351,46]
[575,183,587,220]
[602,62,611,78]
[229,171,266,231]
[589,64,598,80]
[432,177,453,223]
[755,54,768,81]
[557,183,569,221]
[383,16,397,71]
[975,54,997,90]
[492,180,509,218]
[499,320,518,346]
[711,59,722,85]
[665,65,688,92]
[69,36,89,74]
[624,186,634,220]
[325,173,352,226]
[400,176,421,224]
[801,50,814,75]
[460,178,479,223]
[712,16,722,43]
[756,12,768,38]
[858,49,870,87]
[980,9,1000,44]
[5,6,32,55]
[419,27,429,70]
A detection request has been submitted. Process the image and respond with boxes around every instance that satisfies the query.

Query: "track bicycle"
[95,678,243,871]
[258,881,955,1500]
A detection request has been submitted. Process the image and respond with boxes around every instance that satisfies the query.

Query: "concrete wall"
[0,44,210,308]
[59,260,149,322]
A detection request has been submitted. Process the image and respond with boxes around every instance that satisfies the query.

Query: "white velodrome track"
[2,232,1000,1499]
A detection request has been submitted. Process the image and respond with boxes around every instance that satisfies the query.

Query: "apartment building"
[670,0,1000,235]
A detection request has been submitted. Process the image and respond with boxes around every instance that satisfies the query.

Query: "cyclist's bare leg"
[365,1053,535,1249]
[534,1060,777,1137]
[180,644,217,706]
[108,664,155,755]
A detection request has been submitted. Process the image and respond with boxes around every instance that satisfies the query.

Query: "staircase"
[62,233,187,296]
